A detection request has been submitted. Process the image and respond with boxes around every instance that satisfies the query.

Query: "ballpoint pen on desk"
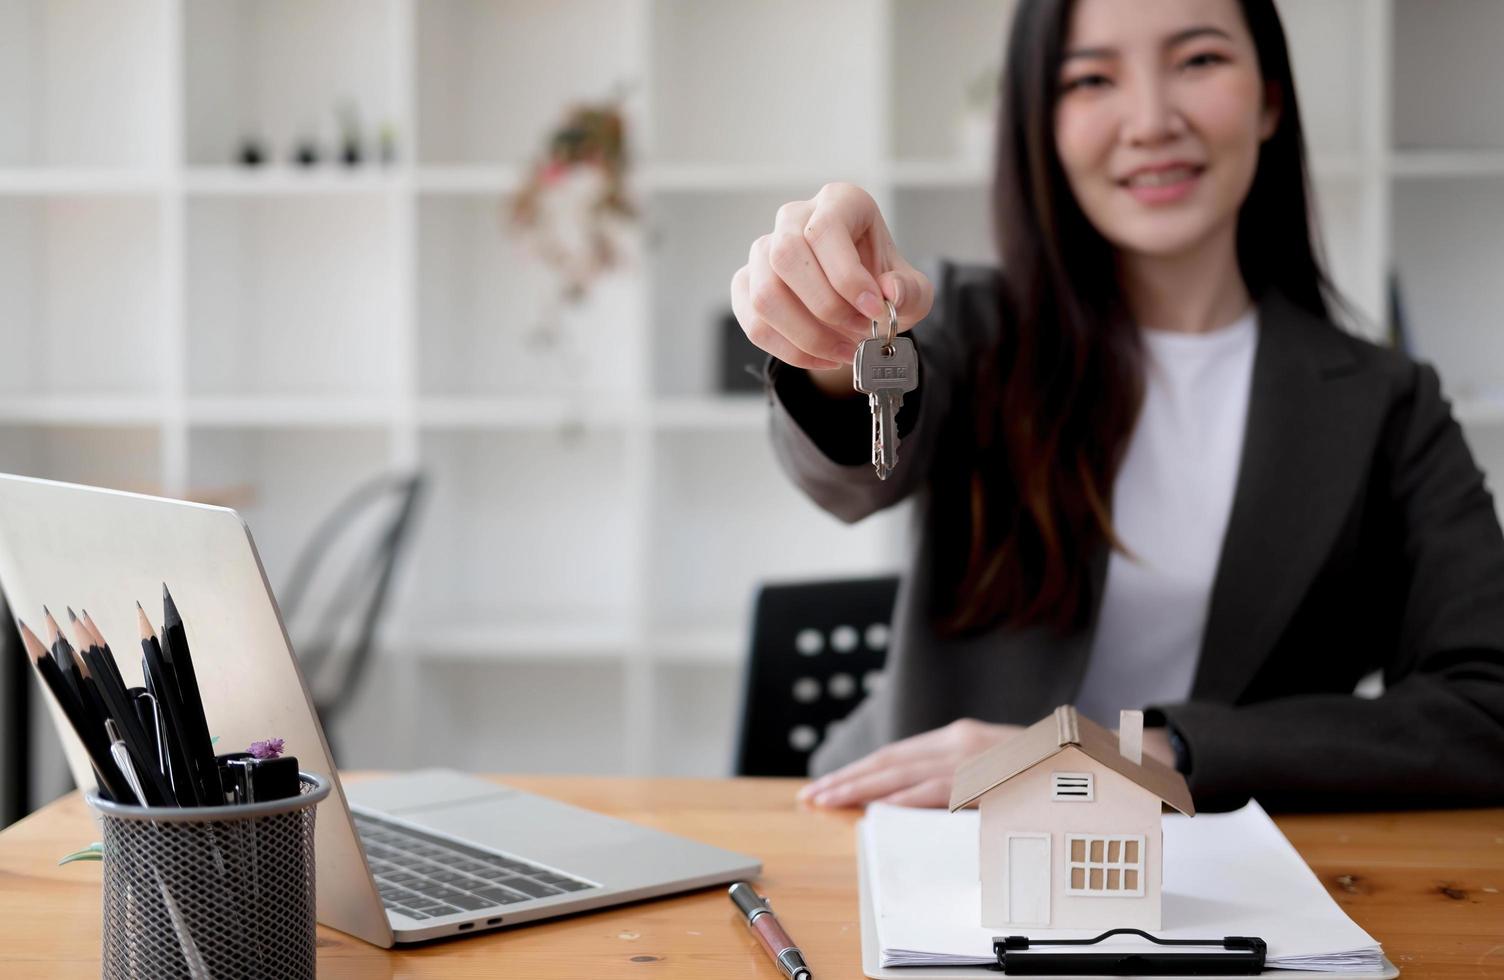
[729,881,813,980]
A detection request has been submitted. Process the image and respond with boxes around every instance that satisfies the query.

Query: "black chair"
[278,472,425,758]
[734,575,900,777]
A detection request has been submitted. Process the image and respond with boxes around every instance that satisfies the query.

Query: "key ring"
[870,299,899,354]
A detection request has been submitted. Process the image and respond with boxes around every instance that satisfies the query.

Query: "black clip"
[993,928,1267,975]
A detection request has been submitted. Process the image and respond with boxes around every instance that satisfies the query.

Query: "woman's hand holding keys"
[730,183,934,392]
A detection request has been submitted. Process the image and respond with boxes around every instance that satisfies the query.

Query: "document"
[861,801,1384,972]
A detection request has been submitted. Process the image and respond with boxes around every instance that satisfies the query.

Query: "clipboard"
[855,837,1401,980]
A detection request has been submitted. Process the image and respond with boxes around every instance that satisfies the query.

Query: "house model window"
[1065,834,1145,896]
[1051,772,1094,801]
[948,706,1195,930]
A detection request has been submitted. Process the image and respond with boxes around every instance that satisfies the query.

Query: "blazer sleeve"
[763,258,982,524]
[1153,360,1504,811]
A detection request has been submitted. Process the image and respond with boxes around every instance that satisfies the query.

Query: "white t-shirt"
[1073,306,1259,729]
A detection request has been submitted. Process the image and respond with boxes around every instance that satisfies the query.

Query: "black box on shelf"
[718,310,767,394]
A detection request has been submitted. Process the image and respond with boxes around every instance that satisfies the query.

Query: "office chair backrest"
[735,575,899,777]
[278,472,424,737]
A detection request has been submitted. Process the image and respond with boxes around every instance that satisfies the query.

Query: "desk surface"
[0,774,1500,979]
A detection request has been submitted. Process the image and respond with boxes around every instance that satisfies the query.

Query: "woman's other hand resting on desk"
[730,182,933,397]
[798,719,1178,808]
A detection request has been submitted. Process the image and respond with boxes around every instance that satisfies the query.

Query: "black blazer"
[765,260,1504,812]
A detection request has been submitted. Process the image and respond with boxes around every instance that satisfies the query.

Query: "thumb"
[876,268,932,328]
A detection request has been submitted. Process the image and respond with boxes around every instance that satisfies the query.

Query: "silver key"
[854,326,918,480]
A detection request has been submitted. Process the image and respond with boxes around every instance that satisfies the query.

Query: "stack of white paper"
[861,801,1385,972]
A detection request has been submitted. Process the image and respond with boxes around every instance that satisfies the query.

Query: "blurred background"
[2,0,1503,825]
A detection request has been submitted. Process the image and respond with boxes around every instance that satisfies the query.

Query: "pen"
[105,718,150,807]
[729,881,812,980]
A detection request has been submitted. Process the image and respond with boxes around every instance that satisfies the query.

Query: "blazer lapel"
[1190,289,1381,703]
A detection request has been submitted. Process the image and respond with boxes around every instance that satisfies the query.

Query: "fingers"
[798,730,952,806]
[803,183,890,325]
[745,237,860,365]
[769,200,871,341]
[731,265,845,371]
[805,760,948,809]
[879,777,953,809]
[797,720,1024,810]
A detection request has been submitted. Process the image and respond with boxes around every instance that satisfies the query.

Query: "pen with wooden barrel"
[729,881,812,980]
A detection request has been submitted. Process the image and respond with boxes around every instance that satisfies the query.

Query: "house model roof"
[948,705,1196,816]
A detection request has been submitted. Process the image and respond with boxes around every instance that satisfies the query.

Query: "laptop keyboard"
[353,811,597,921]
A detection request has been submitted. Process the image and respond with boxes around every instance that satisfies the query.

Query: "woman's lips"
[1121,166,1203,205]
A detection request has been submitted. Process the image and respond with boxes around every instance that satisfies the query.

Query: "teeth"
[1128,166,1196,187]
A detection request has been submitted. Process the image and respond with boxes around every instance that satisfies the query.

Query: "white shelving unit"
[3,0,1502,780]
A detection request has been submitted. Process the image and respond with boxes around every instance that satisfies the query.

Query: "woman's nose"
[1122,78,1184,147]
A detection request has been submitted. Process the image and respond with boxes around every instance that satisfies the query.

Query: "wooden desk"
[0,775,1500,978]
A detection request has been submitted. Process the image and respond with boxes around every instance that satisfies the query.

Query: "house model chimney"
[1119,709,1143,765]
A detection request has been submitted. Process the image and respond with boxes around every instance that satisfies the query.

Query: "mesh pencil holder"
[86,772,331,980]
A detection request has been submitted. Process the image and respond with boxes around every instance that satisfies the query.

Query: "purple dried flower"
[248,738,285,760]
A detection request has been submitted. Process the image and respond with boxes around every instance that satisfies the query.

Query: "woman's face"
[1052,0,1279,260]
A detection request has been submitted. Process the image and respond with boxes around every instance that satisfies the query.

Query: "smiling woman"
[732,0,1504,814]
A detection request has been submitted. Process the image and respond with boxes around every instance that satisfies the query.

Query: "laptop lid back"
[0,473,394,947]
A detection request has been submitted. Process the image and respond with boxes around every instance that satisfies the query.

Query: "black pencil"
[77,608,128,696]
[161,586,218,806]
[42,607,84,703]
[67,610,173,805]
[16,619,130,803]
[80,646,173,806]
[140,604,202,806]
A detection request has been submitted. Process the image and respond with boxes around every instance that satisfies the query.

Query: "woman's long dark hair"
[939,0,1347,637]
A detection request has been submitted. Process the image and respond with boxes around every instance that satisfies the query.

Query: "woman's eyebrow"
[1060,25,1233,63]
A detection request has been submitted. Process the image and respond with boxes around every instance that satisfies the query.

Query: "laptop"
[0,473,759,946]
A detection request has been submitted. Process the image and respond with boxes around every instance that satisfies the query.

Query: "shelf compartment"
[184,0,396,168]
[890,186,997,271]
[417,193,645,399]
[0,0,169,169]
[402,429,637,638]
[650,661,740,777]
[416,0,642,167]
[1309,175,1383,336]
[407,660,630,774]
[646,188,814,398]
[1274,0,1373,159]
[649,0,881,169]
[0,424,162,494]
[1391,176,1504,406]
[1393,0,1504,152]
[648,430,906,636]
[185,195,399,397]
[890,0,1012,165]
[0,195,164,397]
[186,425,393,594]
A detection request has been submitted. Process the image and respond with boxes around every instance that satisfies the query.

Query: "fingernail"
[857,291,884,321]
[890,280,904,308]
[813,792,833,808]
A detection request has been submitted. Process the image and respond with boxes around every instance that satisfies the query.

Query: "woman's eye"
[1062,74,1110,92]
[1182,51,1227,69]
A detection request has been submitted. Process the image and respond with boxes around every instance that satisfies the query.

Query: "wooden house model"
[948,705,1194,930]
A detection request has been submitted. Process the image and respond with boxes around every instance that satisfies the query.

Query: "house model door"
[1006,832,1051,925]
